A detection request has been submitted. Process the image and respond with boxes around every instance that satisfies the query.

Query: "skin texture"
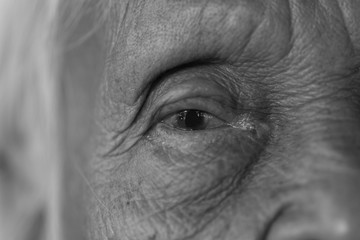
[66,0,360,239]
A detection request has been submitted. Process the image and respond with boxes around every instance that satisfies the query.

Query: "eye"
[161,109,226,131]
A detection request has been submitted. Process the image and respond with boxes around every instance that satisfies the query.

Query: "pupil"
[178,110,205,130]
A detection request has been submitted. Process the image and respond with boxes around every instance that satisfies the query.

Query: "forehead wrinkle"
[107,0,145,50]
[105,0,267,108]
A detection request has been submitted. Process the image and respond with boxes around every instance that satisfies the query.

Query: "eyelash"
[160,109,227,131]
[152,97,236,131]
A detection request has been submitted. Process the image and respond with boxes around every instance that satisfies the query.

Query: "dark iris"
[177,109,206,130]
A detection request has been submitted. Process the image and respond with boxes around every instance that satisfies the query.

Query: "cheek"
[88,121,272,238]
[138,124,266,196]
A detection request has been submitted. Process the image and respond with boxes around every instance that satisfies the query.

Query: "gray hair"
[0,0,108,239]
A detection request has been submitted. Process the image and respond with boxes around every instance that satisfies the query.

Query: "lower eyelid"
[158,114,263,141]
[147,121,262,156]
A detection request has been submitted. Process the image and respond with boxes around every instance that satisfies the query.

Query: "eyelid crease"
[125,60,224,133]
[129,61,270,140]
[134,59,222,110]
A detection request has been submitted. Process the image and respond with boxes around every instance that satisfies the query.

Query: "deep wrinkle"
[136,62,272,129]
[104,0,265,106]
[87,1,360,240]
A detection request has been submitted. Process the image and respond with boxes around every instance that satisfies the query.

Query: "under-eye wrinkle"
[102,59,273,239]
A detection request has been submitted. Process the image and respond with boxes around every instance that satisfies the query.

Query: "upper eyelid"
[133,57,269,133]
[134,62,267,133]
[136,59,221,104]
[142,76,245,133]
[118,70,224,137]
[146,60,239,102]
[150,76,241,113]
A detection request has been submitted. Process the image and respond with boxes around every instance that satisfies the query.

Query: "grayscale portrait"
[1,0,360,240]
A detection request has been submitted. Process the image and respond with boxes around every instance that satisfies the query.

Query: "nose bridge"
[267,175,360,240]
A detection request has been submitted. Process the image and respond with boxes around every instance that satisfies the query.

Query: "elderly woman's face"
[67,1,360,239]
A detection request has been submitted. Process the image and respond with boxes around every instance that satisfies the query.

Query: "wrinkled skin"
[65,0,360,239]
